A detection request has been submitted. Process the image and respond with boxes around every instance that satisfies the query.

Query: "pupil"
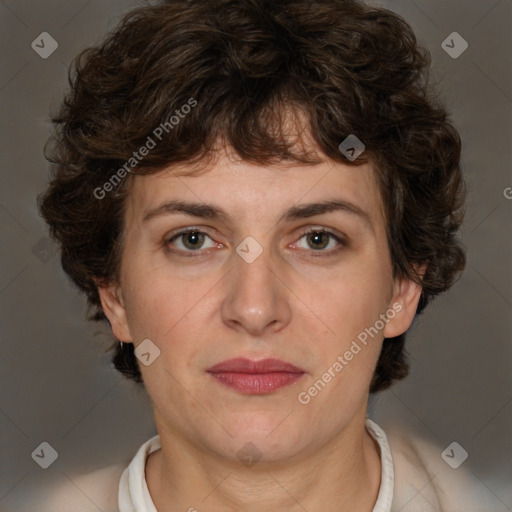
[184,231,203,249]
[309,232,328,249]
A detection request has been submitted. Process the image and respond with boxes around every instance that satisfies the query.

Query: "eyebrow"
[142,199,373,230]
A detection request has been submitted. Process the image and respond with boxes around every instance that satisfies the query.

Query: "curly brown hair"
[38,0,466,393]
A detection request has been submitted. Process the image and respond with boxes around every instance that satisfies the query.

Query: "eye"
[294,228,345,254]
[165,229,217,253]
[164,227,345,257]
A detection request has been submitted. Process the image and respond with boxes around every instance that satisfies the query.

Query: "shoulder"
[37,463,127,512]
[385,426,505,512]
[385,427,443,511]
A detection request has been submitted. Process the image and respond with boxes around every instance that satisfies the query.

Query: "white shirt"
[30,416,500,511]
[118,417,395,512]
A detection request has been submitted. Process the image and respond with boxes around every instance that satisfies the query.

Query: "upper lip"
[207,358,305,374]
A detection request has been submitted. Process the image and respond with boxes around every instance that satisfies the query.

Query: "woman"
[39,0,483,510]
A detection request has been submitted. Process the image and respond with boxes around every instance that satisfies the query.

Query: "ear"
[383,264,426,339]
[97,282,133,343]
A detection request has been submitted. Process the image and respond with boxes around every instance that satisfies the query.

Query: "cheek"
[296,260,391,398]
[308,265,390,342]
[121,258,198,341]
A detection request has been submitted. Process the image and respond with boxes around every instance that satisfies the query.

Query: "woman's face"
[99,148,421,463]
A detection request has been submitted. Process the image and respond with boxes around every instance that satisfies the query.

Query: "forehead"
[124,148,386,229]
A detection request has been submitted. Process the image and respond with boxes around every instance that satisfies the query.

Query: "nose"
[220,244,292,337]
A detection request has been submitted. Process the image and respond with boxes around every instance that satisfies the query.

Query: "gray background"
[1,0,511,510]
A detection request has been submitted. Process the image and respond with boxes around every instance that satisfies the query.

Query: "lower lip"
[208,372,304,394]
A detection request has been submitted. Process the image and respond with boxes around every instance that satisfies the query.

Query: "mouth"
[206,358,306,395]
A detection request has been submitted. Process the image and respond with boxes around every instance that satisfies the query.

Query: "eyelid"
[164,225,215,242]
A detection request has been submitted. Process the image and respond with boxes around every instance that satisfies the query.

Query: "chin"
[213,433,304,466]
[212,414,305,459]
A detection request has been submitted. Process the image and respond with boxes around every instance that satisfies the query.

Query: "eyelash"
[164,227,346,258]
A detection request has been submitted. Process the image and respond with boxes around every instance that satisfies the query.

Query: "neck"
[146,407,382,512]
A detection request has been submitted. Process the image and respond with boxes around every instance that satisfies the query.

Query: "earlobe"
[383,265,425,339]
[97,283,133,343]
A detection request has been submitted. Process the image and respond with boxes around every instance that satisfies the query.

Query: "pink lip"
[207,358,305,395]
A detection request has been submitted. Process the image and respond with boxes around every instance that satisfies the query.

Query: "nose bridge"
[221,237,290,334]
[234,241,275,294]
